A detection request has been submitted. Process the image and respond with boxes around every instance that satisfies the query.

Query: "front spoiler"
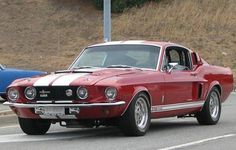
[3,101,126,108]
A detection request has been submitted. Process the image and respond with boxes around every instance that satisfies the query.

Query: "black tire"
[0,94,7,101]
[196,87,221,125]
[18,117,51,135]
[120,92,151,136]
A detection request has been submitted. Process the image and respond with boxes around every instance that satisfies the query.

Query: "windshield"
[71,45,160,70]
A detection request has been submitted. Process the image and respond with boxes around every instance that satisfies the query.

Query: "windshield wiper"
[73,66,97,69]
[106,65,143,70]
[106,65,134,68]
[55,66,100,74]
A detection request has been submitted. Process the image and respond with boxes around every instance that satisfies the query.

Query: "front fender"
[120,86,151,116]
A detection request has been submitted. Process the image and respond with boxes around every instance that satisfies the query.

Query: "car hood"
[4,68,46,74]
[10,68,147,87]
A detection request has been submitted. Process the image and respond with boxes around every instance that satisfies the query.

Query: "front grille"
[34,86,78,101]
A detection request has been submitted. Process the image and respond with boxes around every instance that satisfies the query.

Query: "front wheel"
[196,87,221,125]
[120,93,150,136]
[18,117,51,135]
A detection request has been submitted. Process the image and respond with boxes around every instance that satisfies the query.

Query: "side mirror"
[192,52,203,66]
[196,53,203,65]
[167,62,178,73]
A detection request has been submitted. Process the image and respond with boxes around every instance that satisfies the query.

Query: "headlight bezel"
[24,86,37,100]
[7,87,19,102]
[105,87,117,101]
[76,86,88,100]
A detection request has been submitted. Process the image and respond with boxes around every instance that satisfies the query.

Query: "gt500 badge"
[39,90,50,97]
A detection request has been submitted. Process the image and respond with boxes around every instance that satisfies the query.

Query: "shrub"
[93,0,103,10]
[92,0,149,13]
[127,0,146,7]
[112,0,127,13]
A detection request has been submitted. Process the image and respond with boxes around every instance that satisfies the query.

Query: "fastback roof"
[89,40,173,48]
[88,40,193,53]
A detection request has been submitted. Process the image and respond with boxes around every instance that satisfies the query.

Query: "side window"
[169,49,180,64]
[164,47,192,71]
[181,48,192,70]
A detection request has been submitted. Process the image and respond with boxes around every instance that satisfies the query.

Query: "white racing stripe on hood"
[52,73,88,86]
[34,74,65,86]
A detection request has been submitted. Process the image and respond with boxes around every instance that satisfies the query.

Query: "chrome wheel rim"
[134,97,148,131]
[209,91,220,121]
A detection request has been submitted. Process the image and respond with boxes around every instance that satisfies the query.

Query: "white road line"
[0,125,18,129]
[0,110,13,114]
[0,128,114,143]
[159,134,236,150]
[0,133,76,143]
[0,132,90,143]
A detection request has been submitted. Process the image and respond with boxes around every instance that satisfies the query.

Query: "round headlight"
[105,87,117,101]
[7,88,19,101]
[24,87,36,100]
[76,87,88,99]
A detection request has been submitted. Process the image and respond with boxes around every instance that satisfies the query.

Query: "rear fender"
[200,81,222,110]
[205,81,222,100]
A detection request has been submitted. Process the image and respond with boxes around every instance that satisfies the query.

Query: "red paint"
[6,41,234,120]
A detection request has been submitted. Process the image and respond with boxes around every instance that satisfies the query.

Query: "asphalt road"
[0,94,235,150]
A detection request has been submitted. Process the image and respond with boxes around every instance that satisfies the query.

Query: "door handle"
[190,73,197,76]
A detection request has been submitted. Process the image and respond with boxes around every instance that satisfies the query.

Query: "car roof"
[88,40,173,47]
[88,40,193,53]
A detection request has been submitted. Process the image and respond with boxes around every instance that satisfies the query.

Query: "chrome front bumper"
[3,101,126,108]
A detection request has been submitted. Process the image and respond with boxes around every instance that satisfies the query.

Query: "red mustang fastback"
[4,41,234,136]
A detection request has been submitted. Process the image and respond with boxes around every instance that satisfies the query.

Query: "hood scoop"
[55,67,105,74]
[55,70,93,74]
[55,70,72,74]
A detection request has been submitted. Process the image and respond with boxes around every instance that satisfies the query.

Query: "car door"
[162,46,200,110]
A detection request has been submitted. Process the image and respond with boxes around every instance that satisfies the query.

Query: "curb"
[0,110,14,117]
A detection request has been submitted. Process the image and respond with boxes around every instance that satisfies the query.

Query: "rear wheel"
[18,117,51,135]
[120,93,150,136]
[196,87,221,125]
